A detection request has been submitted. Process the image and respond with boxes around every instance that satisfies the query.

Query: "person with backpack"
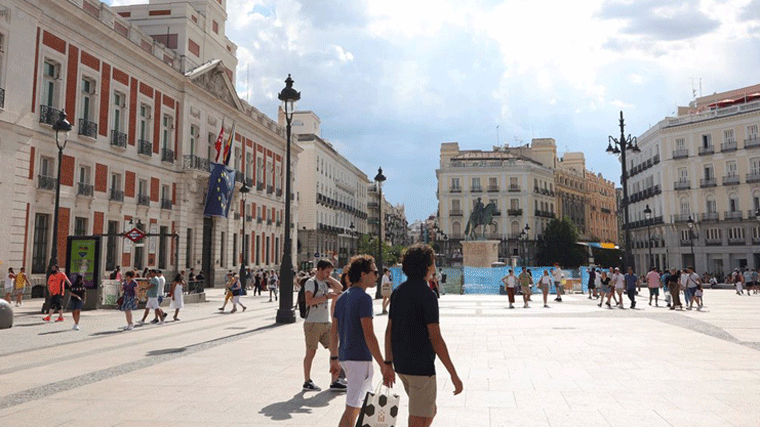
[268,270,279,302]
[301,259,344,392]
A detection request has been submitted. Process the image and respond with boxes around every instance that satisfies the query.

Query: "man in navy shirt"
[384,243,463,427]
[625,267,639,309]
[329,255,392,427]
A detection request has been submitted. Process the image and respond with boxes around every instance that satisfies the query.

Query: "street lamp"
[607,111,640,271]
[374,167,386,299]
[687,215,695,267]
[47,111,73,275]
[644,204,652,271]
[522,224,531,267]
[238,182,250,286]
[349,222,355,257]
[276,75,300,324]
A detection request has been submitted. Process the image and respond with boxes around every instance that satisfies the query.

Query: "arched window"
[452,221,461,236]
[511,221,520,236]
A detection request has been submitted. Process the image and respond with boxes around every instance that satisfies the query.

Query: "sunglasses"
[369,270,379,275]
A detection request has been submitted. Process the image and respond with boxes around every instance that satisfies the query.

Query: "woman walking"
[169,273,185,320]
[598,271,613,308]
[268,270,279,302]
[120,271,138,330]
[501,269,517,309]
[4,267,16,303]
[229,273,247,313]
[219,272,234,311]
[667,269,683,310]
[539,269,552,308]
[13,267,28,306]
[68,274,86,331]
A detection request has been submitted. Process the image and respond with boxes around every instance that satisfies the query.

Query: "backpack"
[297,278,320,319]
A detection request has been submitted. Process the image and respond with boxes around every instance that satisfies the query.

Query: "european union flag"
[204,163,236,217]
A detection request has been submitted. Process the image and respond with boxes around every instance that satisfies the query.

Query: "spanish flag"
[222,122,236,166]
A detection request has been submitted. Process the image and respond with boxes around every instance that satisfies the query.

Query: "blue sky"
[107,0,760,222]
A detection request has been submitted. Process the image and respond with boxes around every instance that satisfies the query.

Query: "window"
[74,217,88,236]
[113,92,126,132]
[32,213,50,274]
[728,227,744,240]
[680,199,690,215]
[207,132,215,161]
[510,199,519,209]
[80,77,96,121]
[750,158,760,175]
[266,159,273,186]
[40,156,54,178]
[78,165,91,185]
[678,167,688,182]
[706,228,721,241]
[276,164,282,191]
[488,177,497,188]
[727,161,738,177]
[220,232,225,267]
[233,233,238,267]
[724,129,735,143]
[471,177,481,190]
[42,60,61,108]
[675,138,685,150]
[189,125,199,156]
[729,195,739,212]
[139,105,151,141]
[138,179,147,197]
[706,198,716,214]
[510,177,518,189]
[234,148,241,170]
[701,134,712,148]
[246,152,252,180]
[106,221,119,271]
[451,177,460,189]
[162,115,172,150]
[186,228,193,268]
[111,173,122,191]
[256,155,264,184]
[161,185,170,203]
[704,165,714,180]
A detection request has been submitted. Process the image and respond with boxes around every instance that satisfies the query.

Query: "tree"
[535,217,586,267]
[356,235,401,266]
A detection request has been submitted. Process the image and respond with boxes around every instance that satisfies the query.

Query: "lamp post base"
[276,308,296,324]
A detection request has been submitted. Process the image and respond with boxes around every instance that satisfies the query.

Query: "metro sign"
[125,227,146,243]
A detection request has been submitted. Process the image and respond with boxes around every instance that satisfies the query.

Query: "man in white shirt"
[684,266,701,310]
[552,263,564,302]
[613,267,625,308]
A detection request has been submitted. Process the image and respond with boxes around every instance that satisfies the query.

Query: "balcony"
[267,185,274,195]
[233,213,241,220]
[109,188,124,202]
[276,220,282,227]
[698,145,714,156]
[137,194,150,206]
[745,136,760,149]
[728,237,746,245]
[159,199,171,210]
[680,239,694,247]
[705,237,722,246]
[449,186,461,193]
[183,155,210,172]
[138,139,152,156]
[256,182,264,191]
[672,149,689,159]
[76,182,93,197]
[246,215,253,223]
[700,178,717,188]
[672,214,691,223]
[471,186,483,193]
[110,130,127,148]
[487,185,499,193]
[722,175,740,186]
[267,219,273,225]
[161,148,174,163]
[450,209,463,217]
[39,105,62,126]
[0,87,4,108]
[674,180,690,190]
[749,210,760,220]
[653,154,661,164]
[535,210,555,218]
[38,175,57,191]
[276,188,282,198]
[504,185,519,193]
[234,170,244,184]
[746,173,760,183]
[78,119,98,138]
[507,208,523,216]
[701,212,720,222]
[721,140,738,152]
[257,217,263,224]
[724,210,743,221]
[492,210,501,216]
[601,207,611,214]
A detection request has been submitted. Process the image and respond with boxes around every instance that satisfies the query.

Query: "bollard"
[0,299,13,329]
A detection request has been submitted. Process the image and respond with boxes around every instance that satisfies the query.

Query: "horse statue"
[464,201,498,240]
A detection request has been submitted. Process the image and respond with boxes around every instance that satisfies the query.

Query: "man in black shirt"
[384,243,463,427]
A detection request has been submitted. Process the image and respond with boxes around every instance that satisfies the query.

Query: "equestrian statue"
[464,198,498,240]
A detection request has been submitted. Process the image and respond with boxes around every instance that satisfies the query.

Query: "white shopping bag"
[355,383,400,427]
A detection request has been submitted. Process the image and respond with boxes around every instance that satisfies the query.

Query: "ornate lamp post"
[238,182,250,284]
[374,167,386,299]
[521,224,531,267]
[687,215,695,267]
[644,204,652,271]
[607,111,640,271]
[349,222,355,257]
[47,111,73,274]
[276,75,300,324]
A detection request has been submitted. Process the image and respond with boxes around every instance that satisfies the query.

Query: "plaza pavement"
[1,288,760,426]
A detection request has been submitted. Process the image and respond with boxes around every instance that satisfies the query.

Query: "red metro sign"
[124,227,146,243]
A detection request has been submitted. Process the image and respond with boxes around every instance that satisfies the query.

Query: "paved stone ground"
[2,288,760,426]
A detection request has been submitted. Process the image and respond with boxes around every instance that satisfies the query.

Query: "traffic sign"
[125,227,146,243]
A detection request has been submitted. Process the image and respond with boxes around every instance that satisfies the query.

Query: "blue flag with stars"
[204,163,236,217]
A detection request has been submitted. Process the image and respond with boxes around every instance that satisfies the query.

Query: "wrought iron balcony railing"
[76,182,93,197]
[38,175,57,190]
[109,188,124,202]
[111,130,127,148]
[138,139,153,156]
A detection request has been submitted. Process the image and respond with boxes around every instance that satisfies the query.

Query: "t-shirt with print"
[14,273,28,290]
[304,277,330,323]
[552,268,564,283]
[389,278,439,376]
[70,281,86,300]
[504,275,516,288]
[646,271,660,288]
[686,272,699,288]
[123,280,138,297]
[147,277,160,298]
[333,287,374,362]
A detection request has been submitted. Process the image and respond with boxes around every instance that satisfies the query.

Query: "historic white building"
[627,84,760,275]
[291,111,370,268]
[0,0,295,288]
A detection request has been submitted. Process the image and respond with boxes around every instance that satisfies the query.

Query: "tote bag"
[355,383,400,427]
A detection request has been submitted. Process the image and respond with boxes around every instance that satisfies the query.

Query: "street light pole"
[238,183,250,285]
[47,111,73,275]
[687,215,695,268]
[374,167,386,299]
[523,223,531,268]
[276,75,300,325]
[607,111,641,272]
[644,204,652,271]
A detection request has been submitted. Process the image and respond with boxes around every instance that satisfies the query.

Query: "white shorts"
[145,297,160,310]
[341,360,373,408]
[232,295,240,304]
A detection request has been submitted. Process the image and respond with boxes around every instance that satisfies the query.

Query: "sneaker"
[230,309,237,313]
[508,305,514,309]
[137,320,145,325]
[150,319,159,324]
[588,296,592,300]
[242,306,247,312]
[598,303,602,307]
[556,298,562,302]
[162,312,168,320]
[158,320,165,325]
[125,324,134,331]
[303,380,321,392]
[43,316,51,322]
[544,304,550,308]
[329,381,347,392]
[55,317,64,322]
[72,324,80,331]
[218,307,224,311]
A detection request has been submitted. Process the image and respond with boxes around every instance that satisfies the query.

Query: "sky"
[107,0,760,222]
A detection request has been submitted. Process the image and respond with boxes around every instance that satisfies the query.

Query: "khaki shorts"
[381,285,392,298]
[303,322,331,350]
[399,374,437,418]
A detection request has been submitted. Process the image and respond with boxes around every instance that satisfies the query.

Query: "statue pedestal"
[461,240,500,267]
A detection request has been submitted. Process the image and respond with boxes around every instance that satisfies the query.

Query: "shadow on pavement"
[146,347,186,356]
[259,390,341,421]
[90,330,123,336]
[37,329,70,336]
